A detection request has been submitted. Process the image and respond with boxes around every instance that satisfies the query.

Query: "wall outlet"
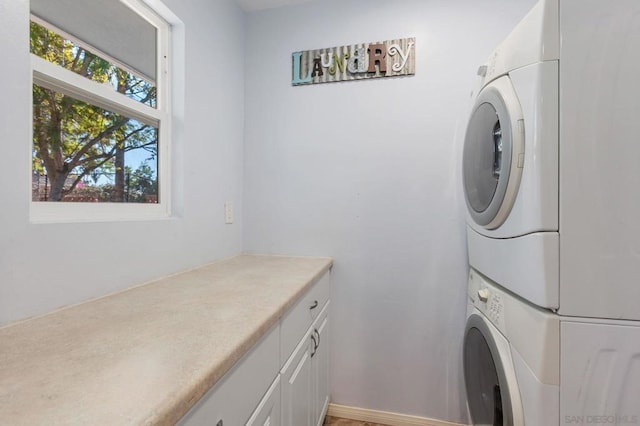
[224,201,234,224]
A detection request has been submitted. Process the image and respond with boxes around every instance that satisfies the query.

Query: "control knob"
[477,288,489,303]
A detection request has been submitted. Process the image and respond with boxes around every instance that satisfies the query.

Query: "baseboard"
[326,403,466,426]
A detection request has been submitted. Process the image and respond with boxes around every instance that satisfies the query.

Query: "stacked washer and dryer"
[461,0,640,424]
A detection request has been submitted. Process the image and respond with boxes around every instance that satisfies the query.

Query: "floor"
[323,416,388,426]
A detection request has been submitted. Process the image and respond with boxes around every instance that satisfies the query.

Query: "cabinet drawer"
[178,324,279,426]
[280,272,330,365]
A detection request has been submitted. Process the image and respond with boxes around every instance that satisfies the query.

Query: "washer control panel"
[487,292,505,329]
[468,269,507,332]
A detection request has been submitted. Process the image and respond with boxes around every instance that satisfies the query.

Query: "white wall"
[2,0,540,421]
[243,0,536,422]
[0,0,245,325]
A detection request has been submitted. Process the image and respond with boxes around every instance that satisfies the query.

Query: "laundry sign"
[292,37,415,86]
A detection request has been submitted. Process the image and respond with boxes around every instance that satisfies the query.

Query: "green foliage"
[30,20,158,202]
[127,163,159,202]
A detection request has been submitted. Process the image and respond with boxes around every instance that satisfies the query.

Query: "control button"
[477,288,489,303]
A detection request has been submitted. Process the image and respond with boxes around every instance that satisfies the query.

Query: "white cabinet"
[281,301,330,426]
[311,304,330,426]
[247,376,281,426]
[561,321,640,420]
[280,273,331,366]
[281,331,314,426]
[178,324,280,426]
[179,270,331,426]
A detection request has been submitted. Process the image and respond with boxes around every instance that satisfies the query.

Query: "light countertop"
[0,254,333,425]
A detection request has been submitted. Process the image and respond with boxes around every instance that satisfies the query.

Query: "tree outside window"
[30,20,159,203]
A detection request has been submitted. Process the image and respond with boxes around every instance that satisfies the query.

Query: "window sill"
[30,201,172,223]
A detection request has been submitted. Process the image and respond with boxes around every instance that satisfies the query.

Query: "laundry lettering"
[292,38,415,86]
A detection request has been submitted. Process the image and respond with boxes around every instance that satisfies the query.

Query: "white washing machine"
[462,0,640,320]
[463,268,640,425]
[464,268,559,425]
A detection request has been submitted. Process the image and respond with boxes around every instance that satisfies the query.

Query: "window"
[29,0,171,221]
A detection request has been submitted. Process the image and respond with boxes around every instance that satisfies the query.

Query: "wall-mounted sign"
[292,37,415,86]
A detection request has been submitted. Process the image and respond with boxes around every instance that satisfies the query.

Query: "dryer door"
[463,77,524,230]
[463,313,522,426]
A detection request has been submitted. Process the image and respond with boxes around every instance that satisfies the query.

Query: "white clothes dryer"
[463,268,640,425]
[462,0,640,320]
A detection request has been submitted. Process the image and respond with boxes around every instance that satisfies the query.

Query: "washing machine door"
[463,76,524,230]
[463,313,522,426]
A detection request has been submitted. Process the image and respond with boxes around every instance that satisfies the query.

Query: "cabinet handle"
[311,333,318,358]
[309,300,319,310]
[314,328,320,350]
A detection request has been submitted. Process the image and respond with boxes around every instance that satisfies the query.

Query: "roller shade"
[30,0,157,82]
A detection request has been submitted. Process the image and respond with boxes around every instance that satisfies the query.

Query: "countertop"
[0,254,333,425]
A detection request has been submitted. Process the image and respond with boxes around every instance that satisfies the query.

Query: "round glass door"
[463,77,523,229]
[464,314,514,426]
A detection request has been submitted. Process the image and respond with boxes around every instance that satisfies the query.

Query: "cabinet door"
[281,331,313,426]
[311,302,330,426]
[246,375,281,426]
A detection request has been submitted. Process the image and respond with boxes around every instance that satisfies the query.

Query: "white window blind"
[30,0,157,82]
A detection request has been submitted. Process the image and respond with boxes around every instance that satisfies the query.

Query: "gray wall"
[0,0,245,324]
[242,0,536,422]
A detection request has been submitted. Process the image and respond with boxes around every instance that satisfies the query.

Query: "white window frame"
[29,0,172,223]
